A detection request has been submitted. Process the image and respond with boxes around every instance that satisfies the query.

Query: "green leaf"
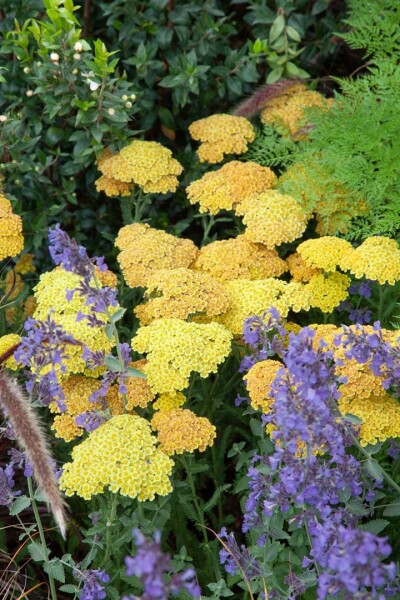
[105,324,114,341]
[358,519,389,535]
[342,413,363,425]
[126,366,146,378]
[286,26,301,42]
[269,15,285,43]
[383,502,400,517]
[28,541,50,563]
[109,308,126,324]
[59,584,79,594]
[204,484,231,513]
[365,458,384,481]
[44,558,65,583]
[267,66,284,83]
[104,355,123,372]
[10,495,31,515]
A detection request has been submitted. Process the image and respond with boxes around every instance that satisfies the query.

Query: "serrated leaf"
[104,355,122,372]
[204,484,231,513]
[44,559,65,583]
[383,502,400,517]
[109,308,126,324]
[10,495,31,515]
[28,541,49,562]
[358,519,389,535]
[366,458,384,481]
[105,323,114,341]
[59,584,79,593]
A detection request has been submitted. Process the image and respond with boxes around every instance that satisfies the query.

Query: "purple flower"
[0,465,19,507]
[75,411,107,433]
[349,281,372,298]
[240,309,286,372]
[125,529,200,600]
[74,568,110,600]
[218,527,261,577]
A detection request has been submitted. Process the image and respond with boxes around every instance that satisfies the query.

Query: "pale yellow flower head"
[191,234,287,281]
[0,333,21,370]
[187,161,277,215]
[151,408,216,455]
[115,223,199,288]
[189,114,255,163]
[132,318,232,393]
[238,191,309,249]
[0,193,24,260]
[245,359,283,414]
[152,391,186,412]
[59,414,174,500]
[97,141,183,193]
[340,237,400,285]
[134,267,230,325]
[297,237,354,272]
[304,272,350,313]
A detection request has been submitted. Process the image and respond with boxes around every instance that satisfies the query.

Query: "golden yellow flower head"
[189,114,255,163]
[1,270,24,302]
[134,267,230,325]
[97,141,183,193]
[191,234,287,281]
[187,161,277,215]
[238,191,309,248]
[0,333,21,370]
[59,414,174,500]
[115,223,199,288]
[245,359,283,414]
[95,174,134,197]
[286,252,321,282]
[94,265,118,288]
[340,237,400,285]
[132,318,232,393]
[152,391,186,412]
[260,85,332,135]
[339,393,400,446]
[304,272,350,313]
[217,279,311,336]
[125,359,156,410]
[0,193,24,260]
[297,237,354,272]
[33,267,115,374]
[14,253,35,275]
[151,408,216,455]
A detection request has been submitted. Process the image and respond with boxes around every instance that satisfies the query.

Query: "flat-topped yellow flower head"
[151,409,216,455]
[189,114,255,163]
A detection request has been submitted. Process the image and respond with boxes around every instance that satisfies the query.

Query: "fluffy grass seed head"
[245,359,283,414]
[286,252,321,282]
[59,414,174,500]
[189,114,255,163]
[115,223,199,288]
[132,318,233,393]
[151,408,216,455]
[0,333,21,370]
[97,141,183,193]
[186,161,277,215]
[340,237,400,285]
[134,267,230,325]
[304,272,350,313]
[0,193,24,260]
[191,234,287,281]
[238,191,309,248]
[297,237,354,272]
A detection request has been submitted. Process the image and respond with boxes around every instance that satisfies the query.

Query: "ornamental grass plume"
[59,414,174,500]
[151,408,216,455]
[237,190,309,248]
[186,161,277,215]
[189,114,255,163]
[115,223,199,288]
[134,267,230,325]
[96,140,183,194]
[297,237,354,272]
[340,236,400,285]
[0,193,24,260]
[0,371,67,537]
[191,234,287,281]
[132,318,232,393]
[260,83,332,136]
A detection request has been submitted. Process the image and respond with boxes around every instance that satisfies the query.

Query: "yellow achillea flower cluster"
[192,234,287,281]
[134,268,230,325]
[189,114,255,163]
[245,359,283,413]
[151,408,216,455]
[304,272,350,313]
[340,237,400,285]
[0,333,21,370]
[297,237,354,272]
[339,393,400,446]
[94,265,118,288]
[153,391,186,411]
[34,268,114,373]
[0,193,24,260]
[217,279,310,336]
[96,141,183,194]
[115,223,198,288]
[132,318,232,393]
[186,161,277,215]
[260,84,332,135]
[125,359,155,409]
[237,191,309,248]
[59,414,174,500]
[15,253,35,275]
[286,252,321,282]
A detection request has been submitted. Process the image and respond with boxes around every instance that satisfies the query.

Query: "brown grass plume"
[232,78,301,119]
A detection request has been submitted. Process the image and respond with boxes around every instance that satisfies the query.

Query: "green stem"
[27,477,58,600]
[201,215,215,245]
[181,455,209,546]
[101,493,119,566]
[120,195,134,225]
[378,286,385,324]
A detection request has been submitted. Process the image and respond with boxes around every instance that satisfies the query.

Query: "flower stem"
[27,477,58,600]
[101,493,119,566]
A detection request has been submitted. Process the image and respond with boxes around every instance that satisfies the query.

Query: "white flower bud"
[74,41,83,52]
[125,101,132,109]
[0,115,8,123]
[50,52,60,62]
[73,53,81,61]
[23,66,30,74]
[108,108,116,116]
[121,94,128,101]
[72,68,79,75]
[89,80,100,91]
[130,94,137,101]
[26,90,33,97]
